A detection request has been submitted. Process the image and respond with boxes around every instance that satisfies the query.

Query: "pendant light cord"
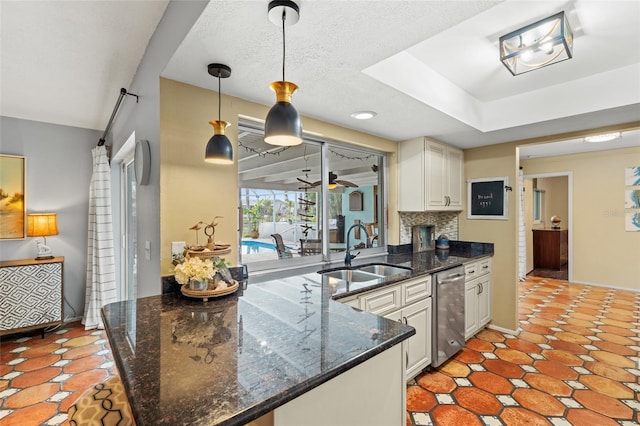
[282,9,286,81]
[218,73,221,121]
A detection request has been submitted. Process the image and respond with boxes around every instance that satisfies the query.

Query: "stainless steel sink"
[321,269,382,282]
[357,264,412,277]
[318,263,412,283]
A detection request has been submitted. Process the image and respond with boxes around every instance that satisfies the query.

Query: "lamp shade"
[27,213,58,237]
[265,81,302,146]
[205,120,234,164]
[499,11,573,76]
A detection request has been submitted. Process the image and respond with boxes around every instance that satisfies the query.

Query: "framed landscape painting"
[0,155,26,239]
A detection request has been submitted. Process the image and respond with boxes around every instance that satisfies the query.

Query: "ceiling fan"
[297,171,358,189]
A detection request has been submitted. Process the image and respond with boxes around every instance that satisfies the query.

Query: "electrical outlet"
[172,241,185,256]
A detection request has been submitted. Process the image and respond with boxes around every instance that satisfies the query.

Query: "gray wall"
[109,0,207,298]
[0,116,100,320]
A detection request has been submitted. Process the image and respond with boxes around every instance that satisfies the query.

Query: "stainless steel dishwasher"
[432,266,466,367]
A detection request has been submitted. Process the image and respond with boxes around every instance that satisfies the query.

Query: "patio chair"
[271,233,293,259]
[300,239,322,255]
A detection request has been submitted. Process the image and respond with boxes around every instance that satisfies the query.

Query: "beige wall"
[459,142,520,333]
[160,78,399,274]
[521,147,640,290]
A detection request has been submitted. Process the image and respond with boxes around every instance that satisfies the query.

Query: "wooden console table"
[0,256,64,336]
[533,229,568,270]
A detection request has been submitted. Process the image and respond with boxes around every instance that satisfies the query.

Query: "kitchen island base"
[247,344,404,426]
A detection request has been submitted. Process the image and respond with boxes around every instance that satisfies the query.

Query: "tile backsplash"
[399,212,459,244]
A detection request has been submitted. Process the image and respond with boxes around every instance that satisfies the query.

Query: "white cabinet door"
[403,298,432,380]
[477,275,491,328]
[425,141,448,210]
[464,278,479,340]
[446,147,463,209]
[384,309,402,323]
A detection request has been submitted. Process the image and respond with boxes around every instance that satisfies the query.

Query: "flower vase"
[189,278,208,291]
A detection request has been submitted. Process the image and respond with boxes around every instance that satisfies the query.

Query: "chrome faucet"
[344,223,370,266]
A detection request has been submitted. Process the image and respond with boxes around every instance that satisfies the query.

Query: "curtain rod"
[97,88,139,146]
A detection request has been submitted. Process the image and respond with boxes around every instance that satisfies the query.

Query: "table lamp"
[27,213,58,259]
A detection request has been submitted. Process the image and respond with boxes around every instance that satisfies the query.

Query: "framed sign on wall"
[467,176,509,220]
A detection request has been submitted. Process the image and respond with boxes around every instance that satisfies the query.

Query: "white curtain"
[82,145,117,330]
[518,168,526,281]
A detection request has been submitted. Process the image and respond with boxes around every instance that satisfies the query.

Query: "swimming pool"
[241,240,277,254]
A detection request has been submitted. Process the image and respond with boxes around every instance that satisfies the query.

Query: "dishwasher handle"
[437,273,465,284]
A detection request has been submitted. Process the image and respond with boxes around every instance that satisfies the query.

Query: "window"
[533,189,545,224]
[237,124,386,270]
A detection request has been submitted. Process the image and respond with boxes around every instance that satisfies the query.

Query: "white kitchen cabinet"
[464,257,492,339]
[398,137,463,211]
[400,297,432,379]
[359,285,402,316]
[477,274,491,328]
[464,278,479,339]
[337,275,432,381]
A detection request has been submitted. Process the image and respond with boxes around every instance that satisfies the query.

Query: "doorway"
[522,172,572,281]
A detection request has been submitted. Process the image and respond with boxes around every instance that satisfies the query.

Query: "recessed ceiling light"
[584,132,621,143]
[350,111,377,120]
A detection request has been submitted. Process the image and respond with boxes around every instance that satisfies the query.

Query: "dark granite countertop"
[102,241,492,426]
[102,275,414,425]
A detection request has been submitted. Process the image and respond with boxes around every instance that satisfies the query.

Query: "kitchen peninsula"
[102,273,413,425]
[102,241,493,426]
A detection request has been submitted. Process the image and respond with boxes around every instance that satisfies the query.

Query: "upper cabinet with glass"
[398,138,463,212]
[238,124,386,271]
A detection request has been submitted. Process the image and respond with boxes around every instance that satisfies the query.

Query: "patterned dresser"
[0,256,64,336]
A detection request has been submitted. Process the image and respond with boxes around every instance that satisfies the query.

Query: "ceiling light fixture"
[264,0,302,146]
[205,63,234,164]
[328,172,338,190]
[499,11,573,76]
[584,132,622,143]
[350,111,377,120]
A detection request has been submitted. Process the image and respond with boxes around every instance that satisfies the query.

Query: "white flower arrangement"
[173,256,215,285]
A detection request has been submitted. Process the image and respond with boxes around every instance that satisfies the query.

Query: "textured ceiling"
[164,0,640,150]
[0,0,638,156]
[0,0,168,131]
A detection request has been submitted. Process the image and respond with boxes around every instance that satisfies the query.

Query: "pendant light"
[264,0,302,146]
[205,63,234,164]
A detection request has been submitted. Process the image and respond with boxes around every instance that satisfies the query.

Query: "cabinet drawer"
[402,276,431,305]
[359,286,402,316]
[464,262,478,281]
[340,296,359,308]
[478,258,491,277]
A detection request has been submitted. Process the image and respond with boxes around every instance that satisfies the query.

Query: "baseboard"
[570,280,640,293]
[487,323,520,337]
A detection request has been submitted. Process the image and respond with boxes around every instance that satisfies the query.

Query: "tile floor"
[407,277,640,426]
[0,277,638,426]
[0,326,116,425]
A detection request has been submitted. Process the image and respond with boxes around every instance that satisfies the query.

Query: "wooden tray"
[187,246,232,258]
[180,280,239,301]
